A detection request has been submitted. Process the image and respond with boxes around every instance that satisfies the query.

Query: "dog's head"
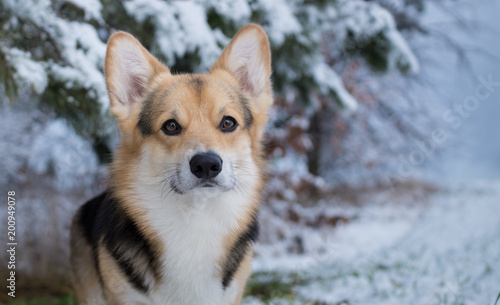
[105,25,272,197]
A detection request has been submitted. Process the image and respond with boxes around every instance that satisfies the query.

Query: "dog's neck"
[109,170,258,303]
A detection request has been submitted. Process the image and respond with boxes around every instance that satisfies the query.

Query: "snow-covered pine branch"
[0,0,431,193]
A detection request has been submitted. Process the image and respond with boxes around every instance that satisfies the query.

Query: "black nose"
[189,153,223,179]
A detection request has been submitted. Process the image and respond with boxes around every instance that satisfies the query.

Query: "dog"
[69,24,273,305]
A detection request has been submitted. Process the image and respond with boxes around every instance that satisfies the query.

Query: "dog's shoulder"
[76,190,160,292]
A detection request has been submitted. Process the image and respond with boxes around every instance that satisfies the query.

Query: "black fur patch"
[79,191,105,243]
[221,213,259,289]
[137,91,163,136]
[77,191,158,294]
[211,81,254,130]
[189,76,204,97]
[238,92,254,129]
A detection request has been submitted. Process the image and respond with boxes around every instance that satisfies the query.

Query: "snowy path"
[244,182,500,305]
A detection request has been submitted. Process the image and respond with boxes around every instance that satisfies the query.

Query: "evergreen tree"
[1,0,439,193]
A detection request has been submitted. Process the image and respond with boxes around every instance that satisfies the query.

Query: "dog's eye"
[220,116,238,132]
[162,119,182,136]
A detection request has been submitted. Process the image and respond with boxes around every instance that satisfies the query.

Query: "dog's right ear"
[105,32,169,121]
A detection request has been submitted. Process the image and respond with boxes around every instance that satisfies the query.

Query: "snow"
[51,21,108,109]
[28,119,99,190]
[65,0,103,21]
[256,0,301,45]
[338,0,419,74]
[206,0,251,23]
[4,0,108,109]
[313,62,358,110]
[124,0,222,70]
[5,48,48,94]
[0,99,44,185]
[245,182,500,304]
[385,29,420,74]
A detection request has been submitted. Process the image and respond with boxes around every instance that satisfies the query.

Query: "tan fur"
[70,210,105,304]
[229,252,254,305]
[71,24,272,304]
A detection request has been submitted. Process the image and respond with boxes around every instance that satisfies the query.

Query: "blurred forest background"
[0,0,499,304]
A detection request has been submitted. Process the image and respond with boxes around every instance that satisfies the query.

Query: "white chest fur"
[135,186,251,305]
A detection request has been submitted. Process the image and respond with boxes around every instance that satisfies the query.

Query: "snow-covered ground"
[244,182,500,304]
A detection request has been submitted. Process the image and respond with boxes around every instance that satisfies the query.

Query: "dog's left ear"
[211,24,272,106]
[105,31,169,121]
